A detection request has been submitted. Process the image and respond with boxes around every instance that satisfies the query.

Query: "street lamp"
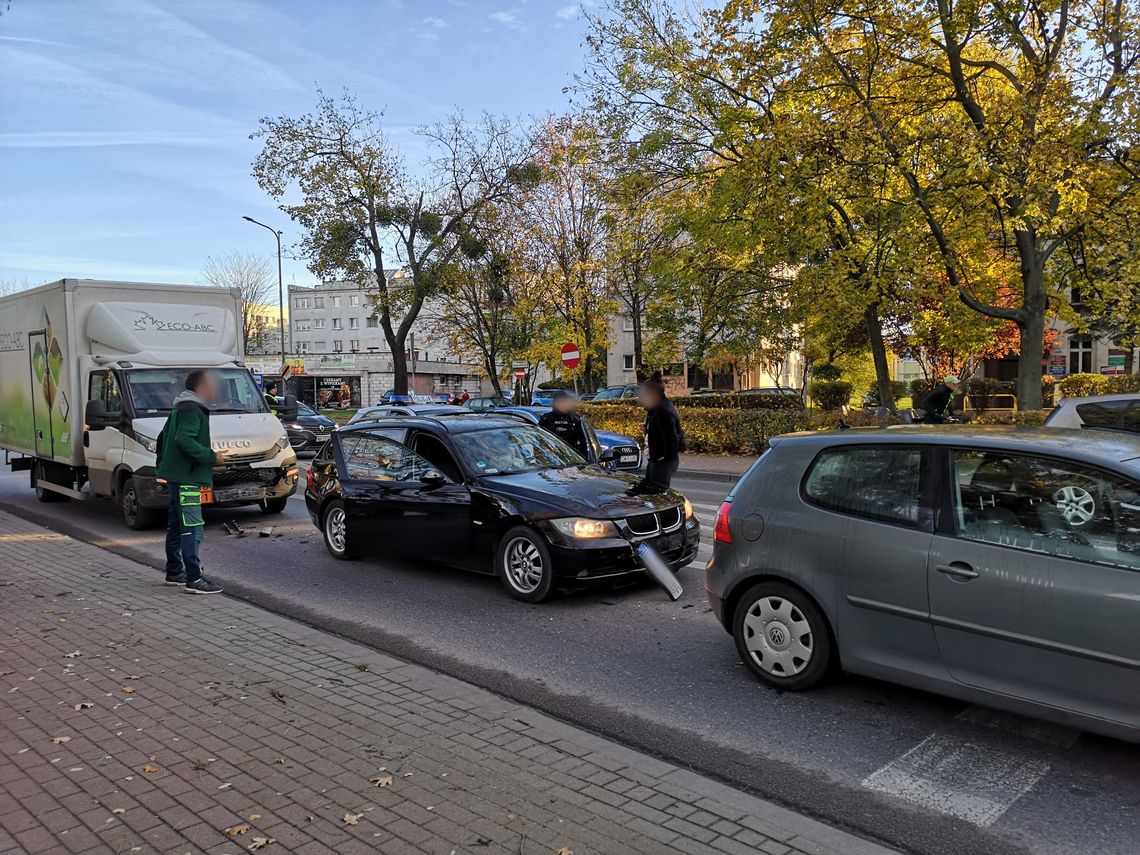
[241,215,286,366]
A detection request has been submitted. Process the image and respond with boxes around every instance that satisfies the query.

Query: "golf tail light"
[713,500,733,544]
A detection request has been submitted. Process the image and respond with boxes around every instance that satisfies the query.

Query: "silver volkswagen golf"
[706,427,1140,742]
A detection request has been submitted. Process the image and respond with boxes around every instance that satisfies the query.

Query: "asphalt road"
[1,466,1136,855]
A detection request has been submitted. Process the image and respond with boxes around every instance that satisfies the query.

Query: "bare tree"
[0,277,36,296]
[201,251,277,355]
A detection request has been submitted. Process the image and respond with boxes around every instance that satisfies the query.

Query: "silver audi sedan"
[706,427,1140,742]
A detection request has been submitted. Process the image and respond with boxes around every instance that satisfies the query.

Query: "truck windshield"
[124,368,267,416]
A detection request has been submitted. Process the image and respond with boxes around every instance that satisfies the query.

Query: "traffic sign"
[514,367,526,381]
[561,342,581,370]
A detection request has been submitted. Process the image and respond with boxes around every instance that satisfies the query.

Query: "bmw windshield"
[125,368,268,416]
[453,425,585,475]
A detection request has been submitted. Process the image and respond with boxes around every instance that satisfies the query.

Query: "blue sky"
[0,0,597,288]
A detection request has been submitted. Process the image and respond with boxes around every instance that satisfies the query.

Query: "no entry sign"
[561,342,581,370]
[514,367,526,381]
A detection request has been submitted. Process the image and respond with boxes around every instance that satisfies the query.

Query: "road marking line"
[862,733,1050,827]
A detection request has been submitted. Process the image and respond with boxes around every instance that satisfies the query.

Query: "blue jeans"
[165,483,204,583]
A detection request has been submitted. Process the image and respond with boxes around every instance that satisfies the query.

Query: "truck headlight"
[550,518,619,539]
[271,435,290,455]
[135,433,158,453]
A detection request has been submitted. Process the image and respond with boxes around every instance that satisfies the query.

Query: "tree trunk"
[1015,231,1046,411]
[864,303,895,411]
[1126,347,1136,375]
[391,346,409,395]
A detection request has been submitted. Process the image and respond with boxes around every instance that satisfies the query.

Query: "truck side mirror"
[279,394,299,422]
[85,399,117,430]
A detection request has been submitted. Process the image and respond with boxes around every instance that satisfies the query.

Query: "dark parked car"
[378,390,414,405]
[464,394,513,413]
[592,384,640,401]
[706,426,1140,742]
[271,396,336,454]
[304,416,700,602]
[492,405,642,471]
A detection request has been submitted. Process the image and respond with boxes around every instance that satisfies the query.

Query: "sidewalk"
[0,509,895,855]
[678,454,756,482]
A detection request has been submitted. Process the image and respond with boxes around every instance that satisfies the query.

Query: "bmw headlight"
[684,498,694,519]
[135,432,158,453]
[550,518,619,539]
[271,435,291,455]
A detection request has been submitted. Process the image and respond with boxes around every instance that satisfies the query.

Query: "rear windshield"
[1075,401,1140,433]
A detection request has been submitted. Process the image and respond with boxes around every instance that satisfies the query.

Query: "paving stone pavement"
[0,509,896,855]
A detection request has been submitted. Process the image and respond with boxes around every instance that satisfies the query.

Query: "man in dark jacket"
[923,375,960,423]
[637,371,685,491]
[538,390,591,459]
[156,371,223,594]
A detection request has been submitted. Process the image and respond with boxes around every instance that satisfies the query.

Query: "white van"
[0,279,298,528]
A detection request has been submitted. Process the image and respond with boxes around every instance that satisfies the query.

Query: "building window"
[349,317,359,329]
[294,297,310,309]
[295,320,311,332]
[350,295,361,307]
[623,354,634,371]
[295,341,309,353]
[313,296,324,309]
[330,295,342,308]
[313,340,326,351]
[333,340,343,352]
[366,315,378,328]
[313,319,326,330]
[332,318,343,330]
[350,339,360,351]
[622,315,635,332]
[1069,335,1093,374]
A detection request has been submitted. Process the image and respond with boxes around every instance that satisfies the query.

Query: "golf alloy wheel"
[1053,485,1096,527]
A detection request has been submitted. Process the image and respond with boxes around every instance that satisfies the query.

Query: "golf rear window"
[803,446,922,526]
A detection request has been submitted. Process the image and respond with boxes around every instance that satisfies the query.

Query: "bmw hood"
[480,466,682,519]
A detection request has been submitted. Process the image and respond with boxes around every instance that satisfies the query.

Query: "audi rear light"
[713,500,733,544]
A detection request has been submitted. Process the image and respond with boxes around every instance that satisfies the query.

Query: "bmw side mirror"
[421,469,446,487]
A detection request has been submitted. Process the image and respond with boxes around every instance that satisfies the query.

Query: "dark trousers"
[165,483,203,583]
[644,456,680,490]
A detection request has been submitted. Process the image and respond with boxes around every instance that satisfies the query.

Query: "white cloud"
[556,4,578,20]
[490,9,527,32]
[422,15,446,28]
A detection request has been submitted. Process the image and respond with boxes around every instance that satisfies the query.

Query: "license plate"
[212,485,263,503]
[620,454,638,463]
[636,542,684,601]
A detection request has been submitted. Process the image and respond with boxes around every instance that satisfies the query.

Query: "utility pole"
[242,216,286,366]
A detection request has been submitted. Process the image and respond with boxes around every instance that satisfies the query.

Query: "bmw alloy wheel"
[325,507,347,553]
[504,536,543,594]
[1053,485,1096,527]
[742,595,813,677]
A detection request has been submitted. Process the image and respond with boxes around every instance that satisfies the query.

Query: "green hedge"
[582,403,803,455]
[808,380,852,411]
[586,393,802,412]
[1058,373,1140,397]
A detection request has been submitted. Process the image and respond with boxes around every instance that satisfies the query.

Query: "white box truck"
[0,279,298,528]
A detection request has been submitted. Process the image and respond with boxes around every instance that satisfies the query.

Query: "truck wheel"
[260,497,289,514]
[34,464,69,503]
[121,478,163,530]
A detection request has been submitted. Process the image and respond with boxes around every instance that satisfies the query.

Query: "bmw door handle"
[936,562,978,581]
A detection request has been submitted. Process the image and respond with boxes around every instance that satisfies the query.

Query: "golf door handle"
[936,562,978,581]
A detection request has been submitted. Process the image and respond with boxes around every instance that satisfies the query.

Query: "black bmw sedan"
[303,416,700,601]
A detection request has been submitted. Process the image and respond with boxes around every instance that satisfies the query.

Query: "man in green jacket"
[156,371,224,594]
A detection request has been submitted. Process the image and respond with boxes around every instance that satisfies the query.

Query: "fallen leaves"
[120,687,135,694]
[141,765,158,774]
[556,849,574,855]
[248,814,262,822]
[342,812,362,826]
[369,775,393,789]
[225,823,252,838]
[73,702,94,711]
[63,650,83,658]
[247,837,274,851]
[51,736,71,744]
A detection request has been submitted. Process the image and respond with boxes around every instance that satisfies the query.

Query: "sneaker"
[184,578,223,595]
[164,573,186,586]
